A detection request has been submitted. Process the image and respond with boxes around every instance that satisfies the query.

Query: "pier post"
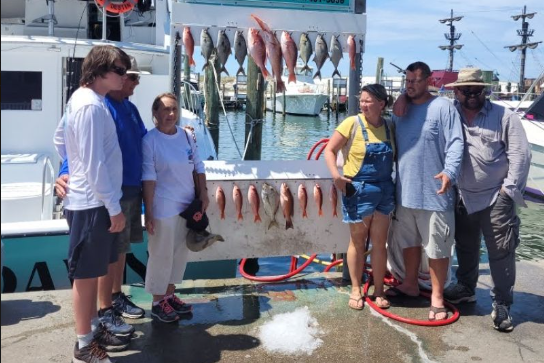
[244,56,264,160]
[282,89,286,116]
[204,52,221,151]
[327,79,331,118]
[272,81,277,114]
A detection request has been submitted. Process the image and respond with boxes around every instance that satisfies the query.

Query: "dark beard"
[462,96,484,111]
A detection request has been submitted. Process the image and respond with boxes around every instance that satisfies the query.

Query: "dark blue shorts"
[65,206,119,279]
[341,180,395,223]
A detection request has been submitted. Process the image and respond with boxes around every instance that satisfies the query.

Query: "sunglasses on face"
[459,88,486,97]
[110,65,127,76]
[127,74,140,82]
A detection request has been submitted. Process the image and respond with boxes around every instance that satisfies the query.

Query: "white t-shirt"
[142,126,205,219]
[53,88,123,215]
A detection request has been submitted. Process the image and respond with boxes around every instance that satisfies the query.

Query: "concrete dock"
[2,260,543,363]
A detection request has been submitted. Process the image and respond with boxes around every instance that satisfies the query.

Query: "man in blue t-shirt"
[57,57,147,330]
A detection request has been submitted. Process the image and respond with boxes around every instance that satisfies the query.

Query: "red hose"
[314,143,328,160]
[307,138,329,160]
[239,254,317,282]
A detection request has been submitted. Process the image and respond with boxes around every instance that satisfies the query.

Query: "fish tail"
[220,211,225,220]
[238,212,243,221]
[332,209,338,217]
[288,72,297,84]
[276,80,286,93]
[254,214,262,223]
[301,64,312,73]
[202,63,208,71]
[237,66,246,76]
[350,59,356,70]
[189,57,196,66]
[268,220,279,230]
[220,66,230,76]
[313,70,322,80]
[302,210,308,218]
[319,208,323,216]
[286,220,294,230]
[261,67,270,79]
[332,69,341,78]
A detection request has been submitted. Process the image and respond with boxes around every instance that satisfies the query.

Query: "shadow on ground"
[1,299,61,326]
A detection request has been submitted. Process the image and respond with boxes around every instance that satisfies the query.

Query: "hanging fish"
[251,14,285,93]
[314,183,323,217]
[234,30,248,76]
[248,185,262,223]
[330,35,343,78]
[298,184,308,218]
[248,28,270,78]
[313,34,328,80]
[261,183,279,229]
[216,29,232,76]
[216,185,226,220]
[281,31,298,84]
[299,32,313,74]
[330,184,338,217]
[200,28,214,70]
[280,183,294,229]
[347,35,356,71]
[183,27,195,67]
[233,184,243,221]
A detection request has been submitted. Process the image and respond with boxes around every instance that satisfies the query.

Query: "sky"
[191,0,544,83]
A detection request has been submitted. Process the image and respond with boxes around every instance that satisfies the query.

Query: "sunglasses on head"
[110,65,127,76]
[459,88,486,97]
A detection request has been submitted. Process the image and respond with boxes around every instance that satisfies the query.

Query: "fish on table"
[280,183,294,229]
[234,30,248,76]
[248,184,262,223]
[233,184,243,221]
[347,35,356,70]
[216,185,226,220]
[261,182,280,229]
[251,14,286,93]
[183,27,195,67]
[297,184,308,218]
[314,183,323,216]
[299,32,313,74]
[248,28,270,78]
[200,28,214,70]
[330,35,343,78]
[313,34,328,80]
[216,29,232,76]
[281,31,298,84]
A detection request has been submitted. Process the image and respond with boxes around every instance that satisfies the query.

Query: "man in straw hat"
[442,68,531,332]
[56,56,148,337]
[385,61,464,322]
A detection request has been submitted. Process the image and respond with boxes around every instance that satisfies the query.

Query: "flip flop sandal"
[385,286,419,298]
[428,306,449,321]
[371,295,391,309]
[349,296,364,310]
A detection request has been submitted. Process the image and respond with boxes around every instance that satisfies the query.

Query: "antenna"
[438,9,464,72]
[390,62,406,74]
[504,6,541,94]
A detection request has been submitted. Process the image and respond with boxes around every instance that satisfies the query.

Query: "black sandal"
[428,306,449,321]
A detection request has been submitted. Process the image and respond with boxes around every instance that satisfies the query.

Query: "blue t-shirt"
[59,95,147,191]
[392,96,464,212]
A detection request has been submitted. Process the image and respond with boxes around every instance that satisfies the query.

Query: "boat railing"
[41,155,54,221]
[180,80,204,120]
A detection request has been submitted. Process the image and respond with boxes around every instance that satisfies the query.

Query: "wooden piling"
[204,51,221,151]
[282,89,286,116]
[244,56,264,160]
[327,79,331,118]
[272,81,277,114]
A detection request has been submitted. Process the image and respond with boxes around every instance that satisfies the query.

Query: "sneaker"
[491,302,514,332]
[73,340,112,363]
[113,292,145,319]
[98,308,135,336]
[167,294,193,315]
[94,323,130,352]
[443,283,477,304]
[151,299,180,323]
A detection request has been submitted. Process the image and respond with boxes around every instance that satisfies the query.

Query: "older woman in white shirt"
[142,93,209,323]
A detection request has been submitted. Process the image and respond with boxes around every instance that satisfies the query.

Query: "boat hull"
[266,94,329,116]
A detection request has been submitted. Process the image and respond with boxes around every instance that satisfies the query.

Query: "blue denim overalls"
[342,115,395,223]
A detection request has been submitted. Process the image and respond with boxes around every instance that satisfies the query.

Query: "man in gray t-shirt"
[442,68,531,332]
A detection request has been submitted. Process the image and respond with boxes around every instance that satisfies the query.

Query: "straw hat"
[445,68,492,87]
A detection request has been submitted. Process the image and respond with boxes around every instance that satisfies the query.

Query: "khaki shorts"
[389,205,455,259]
[117,196,144,254]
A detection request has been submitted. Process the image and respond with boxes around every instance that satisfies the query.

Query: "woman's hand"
[333,175,353,194]
[145,212,155,235]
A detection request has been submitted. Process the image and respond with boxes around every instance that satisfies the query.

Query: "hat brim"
[445,81,493,87]
[126,70,151,75]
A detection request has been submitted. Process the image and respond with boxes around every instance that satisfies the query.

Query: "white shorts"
[145,214,189,295]
[389,205,455,259]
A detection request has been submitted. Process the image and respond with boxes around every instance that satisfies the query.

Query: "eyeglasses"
[405,77,427,85]
[458,88,486,97]
[127,74,140,82]
[110,65,127,76]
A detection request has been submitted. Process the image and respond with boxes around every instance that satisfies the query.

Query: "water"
[214,110,544,276]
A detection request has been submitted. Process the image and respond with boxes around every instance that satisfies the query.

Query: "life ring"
[96,0,138,14]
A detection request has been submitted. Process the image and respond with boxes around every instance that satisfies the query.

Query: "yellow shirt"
[335,114,395,177]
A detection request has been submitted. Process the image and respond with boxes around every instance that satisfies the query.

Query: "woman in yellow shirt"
[324,84,394,310]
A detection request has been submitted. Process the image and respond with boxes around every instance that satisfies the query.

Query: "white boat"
[266,64,329,116]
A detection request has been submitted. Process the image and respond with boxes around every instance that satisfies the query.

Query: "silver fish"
[299,32,313,74]
[261,182,280,230]
[216,29,232,76]
[234,30,247,76]
[330,35,343,78]
[313,34,328,80]
[200,28,214,70]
